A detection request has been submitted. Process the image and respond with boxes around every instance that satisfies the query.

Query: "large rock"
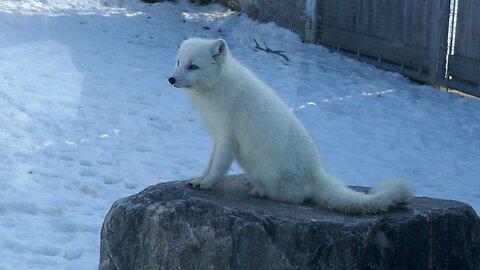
[99,175,480,270]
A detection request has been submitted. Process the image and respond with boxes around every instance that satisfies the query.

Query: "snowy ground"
[0,0,479,269]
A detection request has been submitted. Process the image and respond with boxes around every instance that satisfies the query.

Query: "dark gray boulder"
[99,175,480,270]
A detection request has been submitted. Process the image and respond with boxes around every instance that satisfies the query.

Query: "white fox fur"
[168,38,411,214]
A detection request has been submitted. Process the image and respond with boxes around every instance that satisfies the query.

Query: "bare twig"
[134,130,144,139]
[148,123,163,130]
[253,38,289,62]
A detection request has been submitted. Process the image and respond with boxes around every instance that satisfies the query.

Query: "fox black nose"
[168,77,176,85]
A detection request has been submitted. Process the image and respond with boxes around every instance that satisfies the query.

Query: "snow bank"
[0,0,478,269]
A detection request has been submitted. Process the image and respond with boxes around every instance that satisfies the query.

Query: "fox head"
[168,38,228,90]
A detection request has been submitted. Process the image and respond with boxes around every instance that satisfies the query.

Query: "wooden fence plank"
[448,0,480,96]
[317,0,433,83]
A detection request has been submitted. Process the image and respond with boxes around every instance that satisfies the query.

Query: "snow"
[0,0,479,268]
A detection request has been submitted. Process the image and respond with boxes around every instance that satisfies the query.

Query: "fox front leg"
[200,142,216,178]
[186,143,215,183]
[188,136,234,190]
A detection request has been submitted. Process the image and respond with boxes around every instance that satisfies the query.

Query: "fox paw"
[187,177,213,190]
[249,186,266,198]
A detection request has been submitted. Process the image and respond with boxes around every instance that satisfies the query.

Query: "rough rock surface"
[99,175,480,270]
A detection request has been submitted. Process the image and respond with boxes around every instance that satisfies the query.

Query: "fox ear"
[211,39,227,61]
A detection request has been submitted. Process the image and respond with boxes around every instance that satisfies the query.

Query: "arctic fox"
[168,38,411,214]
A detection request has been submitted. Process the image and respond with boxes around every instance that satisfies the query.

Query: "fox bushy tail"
[314,171,412,214]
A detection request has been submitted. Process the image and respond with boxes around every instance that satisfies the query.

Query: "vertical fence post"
[428,0,442,86]
[304,0,318,43]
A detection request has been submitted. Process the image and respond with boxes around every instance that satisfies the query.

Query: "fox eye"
[176,60,179,66]
[187,64,199,70]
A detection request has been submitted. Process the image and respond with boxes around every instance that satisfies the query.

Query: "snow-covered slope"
[0,0,479,269]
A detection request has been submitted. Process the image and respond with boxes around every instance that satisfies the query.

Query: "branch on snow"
[253,39,290,62]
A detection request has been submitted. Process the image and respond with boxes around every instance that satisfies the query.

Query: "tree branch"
[253,38,289,62]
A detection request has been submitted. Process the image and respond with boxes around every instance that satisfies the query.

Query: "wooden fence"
[237,0,480,96]
[446,0,480,96]
[312,0,479,97]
